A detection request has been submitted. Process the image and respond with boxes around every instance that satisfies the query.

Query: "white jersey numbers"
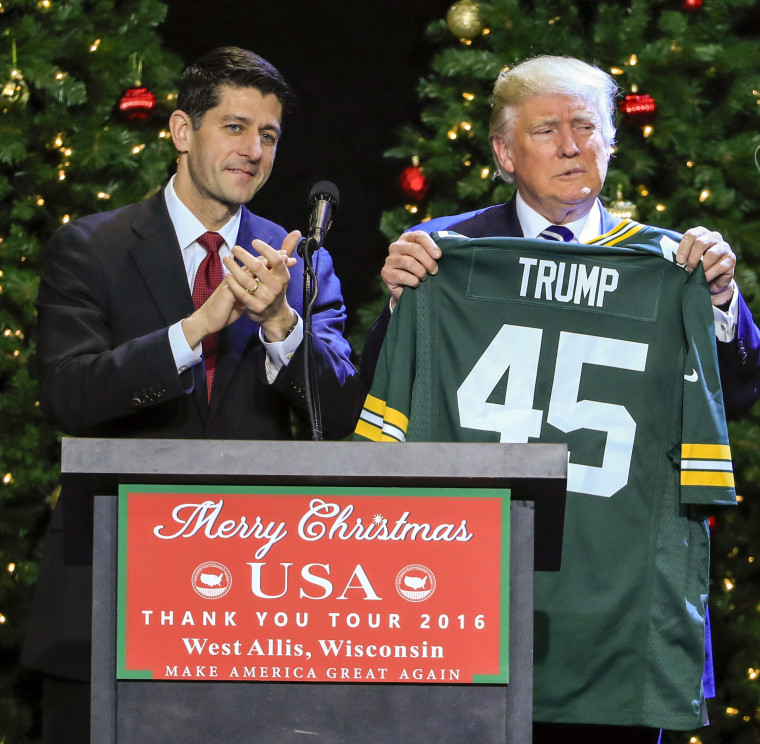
[457,325,544,443]
[456,324,648,498]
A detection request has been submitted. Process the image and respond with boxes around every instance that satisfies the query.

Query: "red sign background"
[118,486,509,684]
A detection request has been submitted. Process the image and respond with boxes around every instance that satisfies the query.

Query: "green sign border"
[117,484,510,684]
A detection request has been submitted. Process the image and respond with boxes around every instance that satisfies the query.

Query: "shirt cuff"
[713,280,738,343]
[168,320,202,374]
[262,314,304,384]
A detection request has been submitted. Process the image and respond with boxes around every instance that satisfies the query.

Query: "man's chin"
[562,188,599,206]
[220,186,260,207]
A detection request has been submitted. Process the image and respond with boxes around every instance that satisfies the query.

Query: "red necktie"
[192,231,225,400]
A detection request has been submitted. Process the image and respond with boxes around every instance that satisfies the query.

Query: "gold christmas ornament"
[2,41,29,109]
[446,0,483,39]
[607,186,638,221]
[1,71,29,107]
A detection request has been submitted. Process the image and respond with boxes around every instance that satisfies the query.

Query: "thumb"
[282,230,302,258]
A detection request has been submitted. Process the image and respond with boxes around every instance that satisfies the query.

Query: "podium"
[61,438,566,744]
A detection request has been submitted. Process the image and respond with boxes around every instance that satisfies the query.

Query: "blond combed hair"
[488,55,618,182]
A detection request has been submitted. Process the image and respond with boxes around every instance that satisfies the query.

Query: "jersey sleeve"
[679,268,737,506]
[353,289,417,442]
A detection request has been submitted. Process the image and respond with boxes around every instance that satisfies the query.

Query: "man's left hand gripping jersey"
[355,221,736,729]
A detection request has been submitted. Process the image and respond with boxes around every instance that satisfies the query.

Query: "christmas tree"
[0,0,182,737]
[380,1,760,741]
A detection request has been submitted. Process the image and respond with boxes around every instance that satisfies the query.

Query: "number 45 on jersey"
[457,324,648,499]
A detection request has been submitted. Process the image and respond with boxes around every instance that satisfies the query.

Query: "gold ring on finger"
[247,279,260,295]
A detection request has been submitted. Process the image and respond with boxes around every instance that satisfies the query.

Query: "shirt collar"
[515,190,601,243]
[163,174,242,250]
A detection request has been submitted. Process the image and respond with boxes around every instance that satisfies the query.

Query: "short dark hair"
[177,46,294,129]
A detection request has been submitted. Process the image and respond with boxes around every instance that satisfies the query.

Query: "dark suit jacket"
[24,190,365,678]
[362,198,760,415]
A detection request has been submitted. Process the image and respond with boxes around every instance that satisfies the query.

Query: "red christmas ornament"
[683,0,703,9]
[619,93,657,124]
[119,86,157,121]
[399,164,430,201]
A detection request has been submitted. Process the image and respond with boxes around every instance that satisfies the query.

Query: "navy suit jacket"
[362,198,760,415]
[25,189,364,678]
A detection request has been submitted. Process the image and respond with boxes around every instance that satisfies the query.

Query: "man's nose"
[240,134,264,160]
[557,129,581,157]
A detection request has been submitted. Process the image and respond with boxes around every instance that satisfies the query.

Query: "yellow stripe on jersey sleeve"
[682,443,732,460]
[680,442,734,488]
[681,471,736,488]
[355,418,382,441]
[354,394,409,443]
[362,393,387,416]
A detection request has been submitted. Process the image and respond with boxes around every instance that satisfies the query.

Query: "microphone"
[306,181,340,250]
[301,182,339,441]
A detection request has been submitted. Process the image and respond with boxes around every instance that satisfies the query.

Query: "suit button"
[739,340,748,364]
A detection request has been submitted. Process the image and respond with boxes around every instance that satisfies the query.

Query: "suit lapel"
[499,198,523,237]
[128,190,208,424]
[598,204,619,234]
[446,198,523,238]
[128,191,194,325]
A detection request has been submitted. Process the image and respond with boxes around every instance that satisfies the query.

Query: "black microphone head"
[308,181,340,212]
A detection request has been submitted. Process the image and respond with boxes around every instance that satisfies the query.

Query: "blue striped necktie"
[539,225,577,242]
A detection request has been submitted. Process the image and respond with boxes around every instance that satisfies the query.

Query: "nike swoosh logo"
[684,369,699,382]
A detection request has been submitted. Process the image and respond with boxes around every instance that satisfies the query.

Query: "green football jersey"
[355,220,736,729]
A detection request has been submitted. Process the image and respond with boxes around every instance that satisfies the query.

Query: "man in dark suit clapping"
[25,46,364,743]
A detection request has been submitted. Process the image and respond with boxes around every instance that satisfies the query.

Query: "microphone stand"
[298,235,322,441]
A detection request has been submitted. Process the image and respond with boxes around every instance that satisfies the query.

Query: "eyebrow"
[530,116,560,129]
[529,112,597,130]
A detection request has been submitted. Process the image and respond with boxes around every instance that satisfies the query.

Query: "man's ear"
[490,136,515,176]
[169,109,193,154]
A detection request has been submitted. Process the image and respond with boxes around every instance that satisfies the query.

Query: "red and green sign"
[117,485,510,684]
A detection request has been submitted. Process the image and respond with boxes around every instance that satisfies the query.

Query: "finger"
[703,247,735,285]
[389,233,441,276]
[381,268,422,292]
[675,227,708,267]
[405,230,443,258]
[678,228,727,272]
[225,244,259,272]
[254,232,301,268]
[702,243,734,270]
[229,245,290,313]
[279,249,298,269]
[223,251,262,286]
[281,230,302,257]
[384,253,434,283]
[395,231,443,262]
[224,272,257,305]
[251,240,291,279]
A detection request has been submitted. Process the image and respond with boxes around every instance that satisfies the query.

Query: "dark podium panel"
[60,439,567,744]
